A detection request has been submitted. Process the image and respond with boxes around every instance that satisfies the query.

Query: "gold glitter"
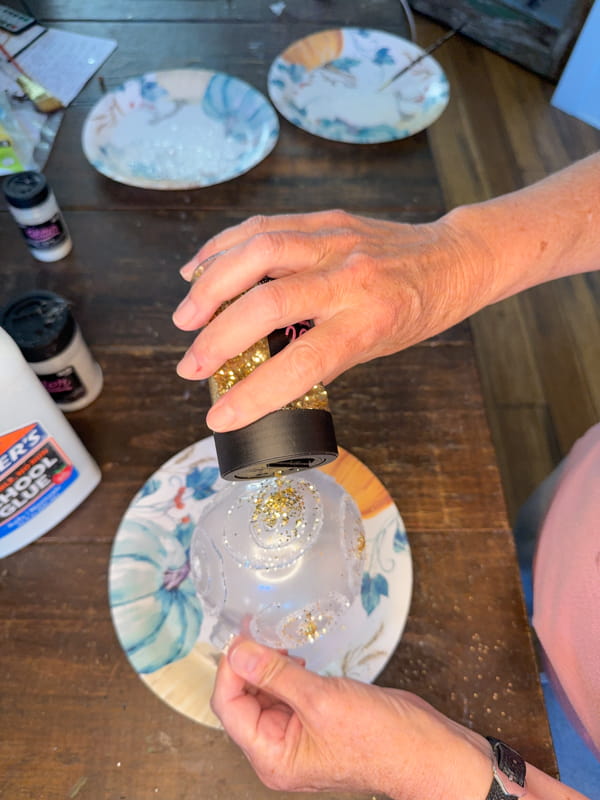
[191,263,205,281]
[356,531,366,554]
[251,476,305,530]
[301,612,318,642]
[207,297,330,411]
[209,337,270,403]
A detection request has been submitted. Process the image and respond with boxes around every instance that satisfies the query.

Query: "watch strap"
[486,776,520,800]
[484,737,526,800]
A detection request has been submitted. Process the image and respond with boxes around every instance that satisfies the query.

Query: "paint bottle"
[207,283,338,481]
[2,171,72,262]
[2,291,103,412]
[0,326,101,558]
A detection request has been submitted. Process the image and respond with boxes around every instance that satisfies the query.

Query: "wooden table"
[1,2,556,797]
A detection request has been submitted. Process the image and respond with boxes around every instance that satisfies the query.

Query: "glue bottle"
[0,326,101,558]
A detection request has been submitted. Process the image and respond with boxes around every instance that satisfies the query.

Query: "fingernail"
[176,348,201,377]
[207,401,236,431]
[229,640,262,677]
[173,296,197,327]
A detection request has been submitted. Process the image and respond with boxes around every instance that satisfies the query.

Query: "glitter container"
[190,469,366,670]
[207,287,338,480]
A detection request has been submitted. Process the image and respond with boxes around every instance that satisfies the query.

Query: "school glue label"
[0,422,79,537]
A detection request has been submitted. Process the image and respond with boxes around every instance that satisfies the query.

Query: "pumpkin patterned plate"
[109,437,412,727]
[268,27,449,143]
[82,69,279,189]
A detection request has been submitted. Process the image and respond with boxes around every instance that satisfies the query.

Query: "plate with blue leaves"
[268,28,449,144]
[82,69,279,189]
[109,436,412,727]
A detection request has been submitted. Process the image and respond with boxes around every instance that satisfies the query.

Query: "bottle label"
[268,320,313,356]
[0,422,78,537]
[17,212,68,250]
[39,365,86,404]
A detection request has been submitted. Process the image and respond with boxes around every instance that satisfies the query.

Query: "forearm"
[442,152,600,306]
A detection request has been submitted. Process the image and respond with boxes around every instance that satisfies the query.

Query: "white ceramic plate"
[268,27,449,143]
[82,69,279,189]
[108,437,412,727]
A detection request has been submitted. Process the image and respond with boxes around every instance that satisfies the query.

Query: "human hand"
[211,637,493,798]
[172,210,495,432]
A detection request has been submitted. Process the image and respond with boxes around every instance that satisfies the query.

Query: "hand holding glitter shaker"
[205,279,338,480]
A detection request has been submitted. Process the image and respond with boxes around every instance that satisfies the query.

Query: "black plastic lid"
[213,408,338,481]
[1,290,75,362]
[3,171,49,209]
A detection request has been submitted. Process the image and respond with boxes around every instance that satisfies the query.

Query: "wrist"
[438,202,513,310]
[379,708,493,800]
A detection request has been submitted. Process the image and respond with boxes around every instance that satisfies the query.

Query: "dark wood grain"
[0,3,556,797]
[424,13,600,519]
[35,117,443,213]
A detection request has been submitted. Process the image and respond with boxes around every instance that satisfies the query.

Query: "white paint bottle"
[2,171,72,262]
[2,291,103,411]
[0,326,101,558]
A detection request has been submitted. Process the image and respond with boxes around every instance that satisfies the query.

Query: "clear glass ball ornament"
[190,469,366,668]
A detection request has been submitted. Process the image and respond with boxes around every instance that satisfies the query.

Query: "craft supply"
[1,291,103,412]
[206,282,338,480]
[0,40,62,113]
[0,326,101,558]
[82,69,279,190]
[16,74,63,113]
[268,28,449,144]
[0,120,25,172]
[3,171,72,261]
[377,24,464,92]
[190,469,366,664]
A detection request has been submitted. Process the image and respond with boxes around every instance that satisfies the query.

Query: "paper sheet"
[16,28,117,106]
[0,27,116,106]
[0,23,46,57]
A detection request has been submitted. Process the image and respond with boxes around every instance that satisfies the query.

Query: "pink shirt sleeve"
[532,422,600,757]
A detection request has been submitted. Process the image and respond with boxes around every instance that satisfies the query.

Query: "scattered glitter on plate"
[82,69,279,189]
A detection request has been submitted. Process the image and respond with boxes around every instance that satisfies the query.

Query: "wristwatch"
[485,737,527,799]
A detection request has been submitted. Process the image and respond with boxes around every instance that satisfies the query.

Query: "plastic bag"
[0,91,63,176]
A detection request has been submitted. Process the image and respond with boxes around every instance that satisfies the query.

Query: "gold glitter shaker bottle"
[208,285,338,481]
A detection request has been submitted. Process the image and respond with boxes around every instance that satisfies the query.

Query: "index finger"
[180,210,348,280]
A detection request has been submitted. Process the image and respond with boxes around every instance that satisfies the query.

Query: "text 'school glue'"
[0,326,100,558]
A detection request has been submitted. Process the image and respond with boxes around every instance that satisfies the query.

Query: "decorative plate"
[268,27,449,143]
[81,69,279,189]
[109,437,412,728]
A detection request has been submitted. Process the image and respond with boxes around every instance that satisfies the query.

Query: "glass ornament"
[190,469,366,668]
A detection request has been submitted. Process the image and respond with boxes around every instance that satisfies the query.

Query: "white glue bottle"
[0,326,101,558]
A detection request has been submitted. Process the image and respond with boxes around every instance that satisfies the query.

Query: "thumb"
[228,638,318,710]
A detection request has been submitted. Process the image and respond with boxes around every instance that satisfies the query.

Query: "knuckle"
[286,338,326,385]
[260,278,291,323]
[241,214,270,235]
[327,208,353,227]
[251,230,288,262]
